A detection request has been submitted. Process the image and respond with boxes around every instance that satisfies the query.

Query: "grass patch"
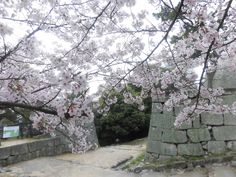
[122,152,145,170]
[183,155,205,161]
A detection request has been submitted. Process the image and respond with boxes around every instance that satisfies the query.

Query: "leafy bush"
[94,85,151,146]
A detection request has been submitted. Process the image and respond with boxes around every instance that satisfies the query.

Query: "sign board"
[3,126,20,138]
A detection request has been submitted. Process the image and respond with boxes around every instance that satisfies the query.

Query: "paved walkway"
[1,140,236,177]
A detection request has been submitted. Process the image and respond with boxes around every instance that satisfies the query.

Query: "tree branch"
[0,101,57,115]
[112,0,185,88]
[191,0,233,115]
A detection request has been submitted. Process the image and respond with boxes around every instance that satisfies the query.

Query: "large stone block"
[224,113,236,125]
[45,147,55,156]
[0,147,10,160]
[11,144,28,155]
[147,140,161,154]
[18,153,29,162]
[187,128,211,143]
[151,112,175,129]
[211,62,236,89]
[55,145,64,155]
[6,156,18,165]
[227,141,236,151]
[28,152,36,160]
[193,117,201,128]
[213,126,236,140]
[149,127,162,141]
[201,113,223,125]
[178,143,204,156]
[0,159,7,166]
[207,141,226,154]
[28,141,40,152]
[147,141,177,156]
[222,94,236,105]
[162,130,187,143]
[159,142,177,156]
[35,150,41,157]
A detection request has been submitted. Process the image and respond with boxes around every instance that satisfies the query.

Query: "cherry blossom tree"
[0,0,236,151]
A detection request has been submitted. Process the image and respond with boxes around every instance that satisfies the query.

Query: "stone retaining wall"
[0,137,70,166]
[146,102,236,161]
[146,59,236,161]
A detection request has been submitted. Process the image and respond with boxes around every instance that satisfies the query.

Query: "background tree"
[94,84,151,146]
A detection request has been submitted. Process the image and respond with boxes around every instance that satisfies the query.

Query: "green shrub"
[94,85,151,146]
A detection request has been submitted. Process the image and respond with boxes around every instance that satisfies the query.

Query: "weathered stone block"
[44,139,55,147]
[149,127,162,141]
[162,130,187,143]
[159,142,177,156]
[35,150,41,157]
[55,145,64,155]
[222,94,236,105]
[207,141,226,154]
[0,159,7,166]
[28,141,40,152]
[201,113,223,125]
[224,113,236,125]
[147,141,177,156]
[45,147,55,156]
[28,152,36,160]
[151,112,175,129]
[193,117,201,128]
[213,126,236,140]
[211,64,236,88]
[178,143,204,156]
[147,141,161,154]
[6,156,18,165]
[187,128,211,143]
[18,154,29,162]
[227,141,236,151]
[63,144,71,153]
[11,144,28,155]
[0,147,10,160]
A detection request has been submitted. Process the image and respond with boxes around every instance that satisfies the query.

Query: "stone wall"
[146,102,236,161]
[0,137,70,166]
[146,60,236,161]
